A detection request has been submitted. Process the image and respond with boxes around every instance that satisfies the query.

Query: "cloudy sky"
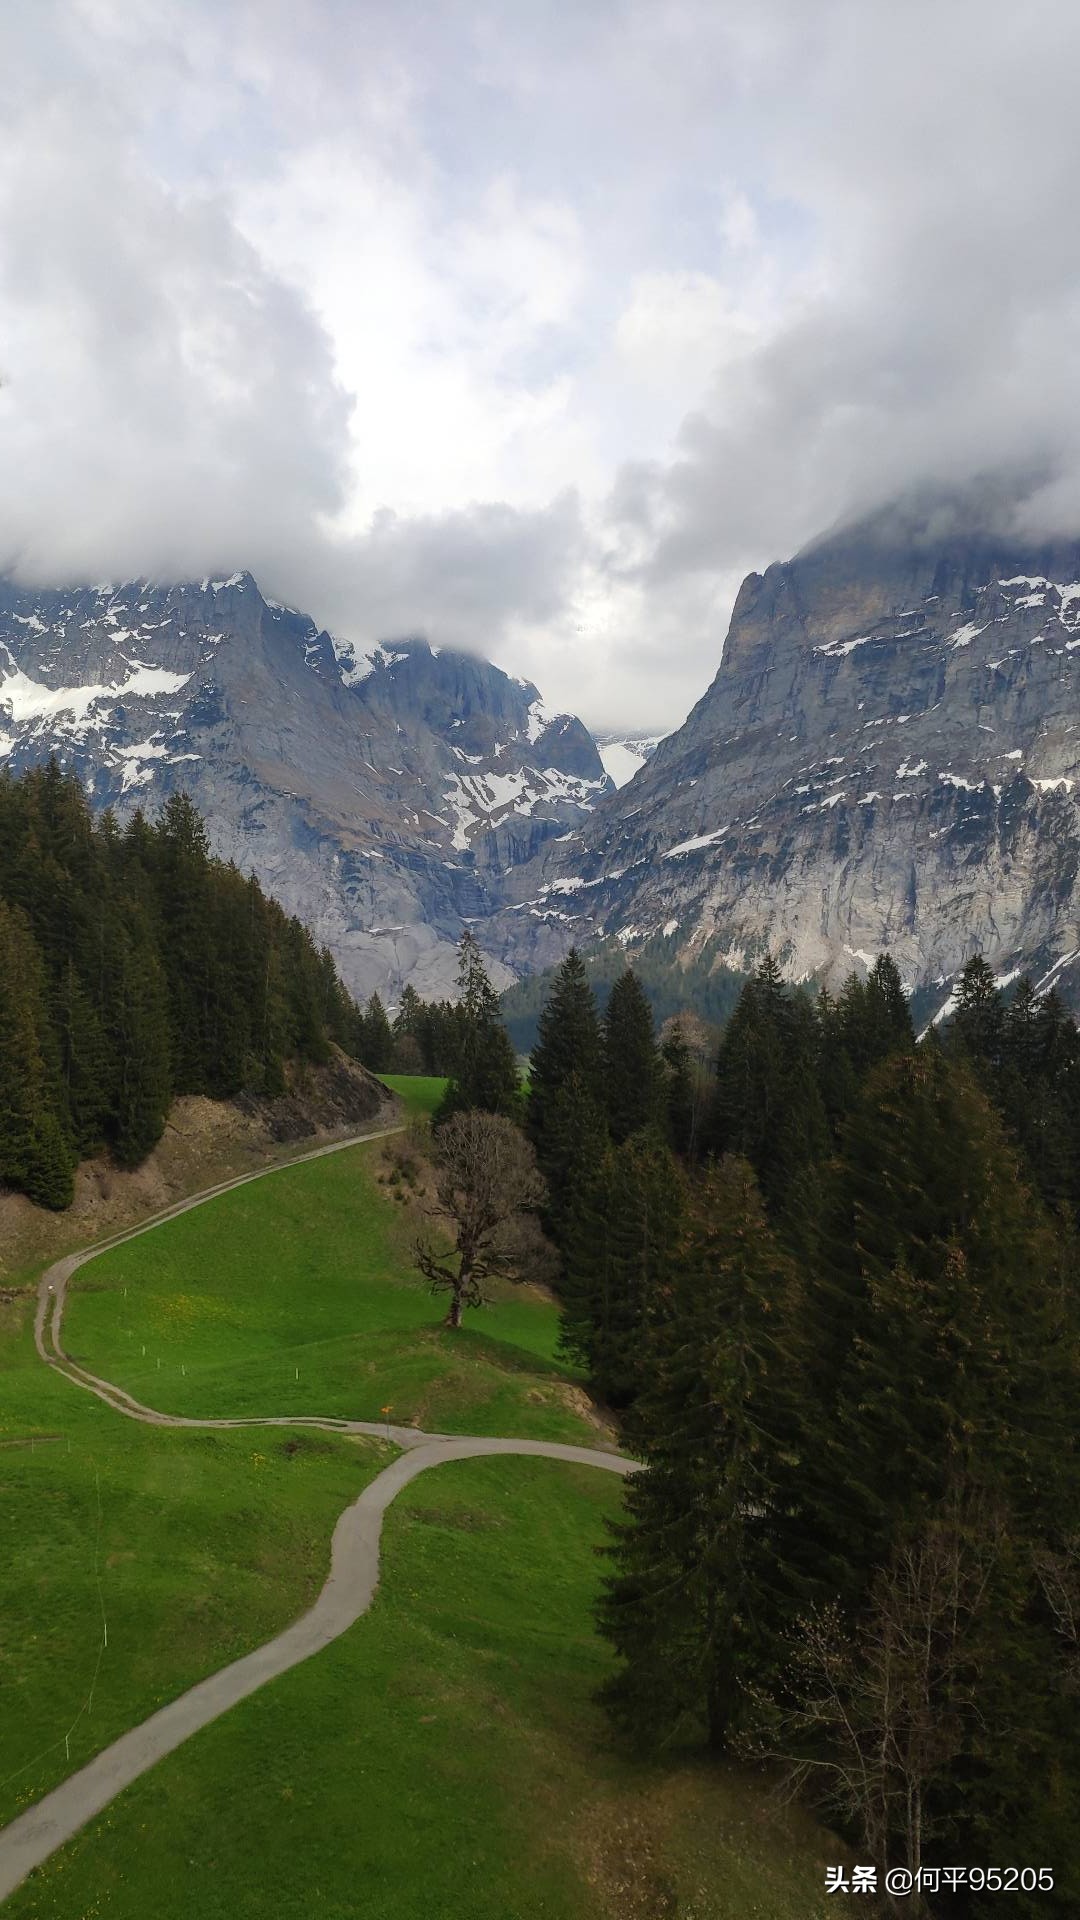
[4,1,1080,729]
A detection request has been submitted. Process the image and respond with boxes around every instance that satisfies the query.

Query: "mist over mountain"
[11,479,1080,1015]
[483,497,1080,1011]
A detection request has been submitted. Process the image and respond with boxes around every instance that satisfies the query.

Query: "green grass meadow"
[5,1456,851,1920]
[379,1073,448,1117]
[1,1102,853,1918]
[59,1139,596,1444]
[0,1301,385,1834]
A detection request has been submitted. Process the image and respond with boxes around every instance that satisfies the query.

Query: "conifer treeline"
[361,945,523,1102]
[0,763,366,1208]
[498,932,747,1054]
[524,946,1080,1913]
[367,979,484,1080]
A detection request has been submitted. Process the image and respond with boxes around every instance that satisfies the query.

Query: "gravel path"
[1,1119,635,1905]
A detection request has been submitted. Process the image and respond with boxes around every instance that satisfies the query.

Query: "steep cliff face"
[0,573,608,1000]
[488,515,1080,1004]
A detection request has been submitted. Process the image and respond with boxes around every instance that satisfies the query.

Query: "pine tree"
[814,986,860,1136]
[435,932,520,1123]
[992,981,1080,1217]
[0,767,366,1202]
[660,1019,699,1156]
[598,1156,797,1748]
[802,1048,1077,1603]
[24,1110,76,1211]
[0,903,74,1207]
[587,1129,683,1408]
[109,933,171,1167]
[557,1130,615,1370]
[712,956,828,1210]
[602,967,660,1144]
[527,948,604,1153]
[153,791,213,1091]
[868,951,914,1050]
[834,953,914,1080]
[392,983,425,1064]
[801,1048,1080,1887]
[526,949,608,1242]
[949,953,1004,1067]
[361,992,394,1072]
[54,958,112,1155]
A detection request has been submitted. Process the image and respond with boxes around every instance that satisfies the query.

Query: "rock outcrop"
[488,509,1080,1007]
[0,573,608,1000]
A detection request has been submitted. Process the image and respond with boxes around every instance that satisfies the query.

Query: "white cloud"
[4,1,1080,733]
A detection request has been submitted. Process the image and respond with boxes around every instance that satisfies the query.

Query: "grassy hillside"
[0,1299,384,1832]
[3,1113,855,1918]
[0,1061,396,1291]
[5,1455,853,1920]
[58,1138,601,1444]
[378,1073,449,1116]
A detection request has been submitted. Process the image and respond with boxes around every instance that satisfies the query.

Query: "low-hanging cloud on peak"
[5,0,1080,732]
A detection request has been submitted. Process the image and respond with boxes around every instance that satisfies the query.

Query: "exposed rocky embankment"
[0,1051,393,1283]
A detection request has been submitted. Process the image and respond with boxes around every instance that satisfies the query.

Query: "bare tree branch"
[413,1110,548,1328]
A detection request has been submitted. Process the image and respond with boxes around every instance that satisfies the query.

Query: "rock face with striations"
[0,572,608,1001]
[488,506,1080,1006]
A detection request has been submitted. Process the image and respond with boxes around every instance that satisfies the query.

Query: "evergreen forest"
[0,762,367,1209]
[438,938,1080,1917]
[498,929,747,1054]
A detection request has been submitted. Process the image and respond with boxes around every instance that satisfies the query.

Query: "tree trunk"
[444,1285,464,1330]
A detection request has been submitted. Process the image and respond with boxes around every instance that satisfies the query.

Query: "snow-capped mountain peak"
[0,572,610,1000]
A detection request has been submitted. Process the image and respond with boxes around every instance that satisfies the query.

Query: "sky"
[4,1,1080,731]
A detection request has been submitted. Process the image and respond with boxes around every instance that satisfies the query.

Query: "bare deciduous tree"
[1034,1533,1080,1695]
[745,1494,1001,1916]
[414,1110,548,1328]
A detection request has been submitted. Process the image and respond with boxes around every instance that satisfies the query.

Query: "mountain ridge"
[0,571,610,1001]
[482,512,1080,1009]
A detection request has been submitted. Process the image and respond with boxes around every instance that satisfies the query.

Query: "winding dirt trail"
[1,1119,635,1905]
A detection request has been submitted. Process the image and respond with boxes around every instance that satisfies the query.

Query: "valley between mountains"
[8,499,1080,1012]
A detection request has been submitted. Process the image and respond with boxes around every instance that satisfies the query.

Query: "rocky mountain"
[487,506,1080,1010]
[0,573,608,1001]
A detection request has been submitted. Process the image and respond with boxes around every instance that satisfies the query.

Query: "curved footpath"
[1,1119,636,1905]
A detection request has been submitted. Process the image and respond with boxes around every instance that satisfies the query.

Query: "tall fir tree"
[360,991,394,1072]
[796,1048,1078,1608]
[659,1019,699,1157]
[949,953,1004,1067]
[712,955,828,1211]
[602,967,660,1144]
[599,1156,798,1748]
[586,1129,683,1408]
[435,932,520,1123]
[527,948,604,1154]
[834,952,915,1080]
[153,791,214,1092]
[527,948,608,1243]
[0,901,73,1208]
[54,957,113,1156]
[108,931,172,1168]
